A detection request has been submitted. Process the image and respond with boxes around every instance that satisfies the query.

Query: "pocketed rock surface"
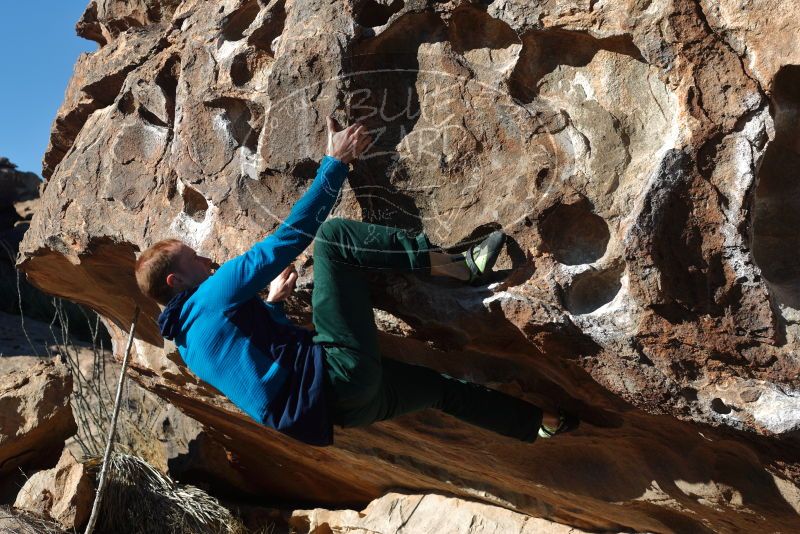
[17,0,800,531]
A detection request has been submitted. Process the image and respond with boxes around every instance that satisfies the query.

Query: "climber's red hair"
[135,239,183,305]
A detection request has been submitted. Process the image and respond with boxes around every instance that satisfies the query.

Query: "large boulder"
[0,360,76,502]
[17,0,800,531]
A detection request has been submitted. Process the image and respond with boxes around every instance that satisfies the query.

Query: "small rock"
[13,448,93,530]
[739,388,762,403]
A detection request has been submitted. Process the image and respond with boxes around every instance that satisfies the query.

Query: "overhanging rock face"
[18,0,800,531]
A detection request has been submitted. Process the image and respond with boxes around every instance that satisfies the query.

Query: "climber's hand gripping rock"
[325,116,372,164]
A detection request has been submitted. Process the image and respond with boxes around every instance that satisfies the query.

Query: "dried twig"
[84,306,140,534]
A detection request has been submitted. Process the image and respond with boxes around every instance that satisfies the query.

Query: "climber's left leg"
[312,217,433,277]
[312,218,433,419]
[311,218,571,439]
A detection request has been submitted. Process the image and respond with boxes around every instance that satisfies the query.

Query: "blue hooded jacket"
[157,156,348,446]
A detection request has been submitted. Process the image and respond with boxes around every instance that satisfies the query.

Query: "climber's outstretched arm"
[196,118,371,310]
[196,156,346,310]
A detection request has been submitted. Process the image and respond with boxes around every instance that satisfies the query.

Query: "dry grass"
[0,505,68,534]
[24,295,172,469]
[84,454,250,534]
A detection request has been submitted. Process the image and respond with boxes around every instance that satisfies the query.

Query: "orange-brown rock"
[290,492,596,534]
[13,448,93,530]
[17,0,800,531]
[0,360,76,502]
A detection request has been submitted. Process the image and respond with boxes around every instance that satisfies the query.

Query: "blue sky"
[1,1,97,177]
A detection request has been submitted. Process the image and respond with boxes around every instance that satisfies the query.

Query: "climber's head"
[135,240,214,305]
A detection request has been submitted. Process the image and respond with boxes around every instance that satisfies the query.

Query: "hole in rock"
[117,91,136,114]
[248,0,286,53]
[509,30,642,103]
[355,0,404,28]
[155,55,181,126]
[637,351,654,366]
[206,97,263,152]
[221,0,260,41]
[228,2,284,86]
[230,48,273,86]
[84,66,134,106]
[711,397,732,415]
[138,105,168,128]
[540,201,610,265]
[562,263,624,315]
[181,182,208,221]
[348,11,447,229]
[289,158,321,179]
[145,3,164,23]
[752,66,800,308]
[145,0,182,25]
[230,53,252,86]
[536,167,550,188]
[448,4,519,55]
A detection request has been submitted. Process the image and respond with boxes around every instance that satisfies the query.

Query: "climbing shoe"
[537,408,580,439]
[463,230,506,286]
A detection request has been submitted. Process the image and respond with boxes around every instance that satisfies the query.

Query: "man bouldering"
[135,117,578,446]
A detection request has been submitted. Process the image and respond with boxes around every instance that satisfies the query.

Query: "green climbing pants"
[311,218,543,442]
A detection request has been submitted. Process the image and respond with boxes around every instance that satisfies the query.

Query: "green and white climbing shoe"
[463,230,506,286]
[538,408,580,439]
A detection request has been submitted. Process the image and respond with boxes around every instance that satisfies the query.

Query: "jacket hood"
[157,286,198,341]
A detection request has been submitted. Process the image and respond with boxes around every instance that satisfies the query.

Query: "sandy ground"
[0,309,58,372]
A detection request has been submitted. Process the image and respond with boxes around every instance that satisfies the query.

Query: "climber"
[134,116,578,446]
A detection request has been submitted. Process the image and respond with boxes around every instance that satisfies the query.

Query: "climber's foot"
[538,408,580,439]
[463,230,505,286]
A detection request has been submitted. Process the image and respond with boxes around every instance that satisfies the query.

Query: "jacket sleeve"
[196,156,348,310]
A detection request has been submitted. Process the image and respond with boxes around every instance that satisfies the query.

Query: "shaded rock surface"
[0,360,76,503]
[0,158,41,317]
[0,157,39,242]
[17,0,800,531]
